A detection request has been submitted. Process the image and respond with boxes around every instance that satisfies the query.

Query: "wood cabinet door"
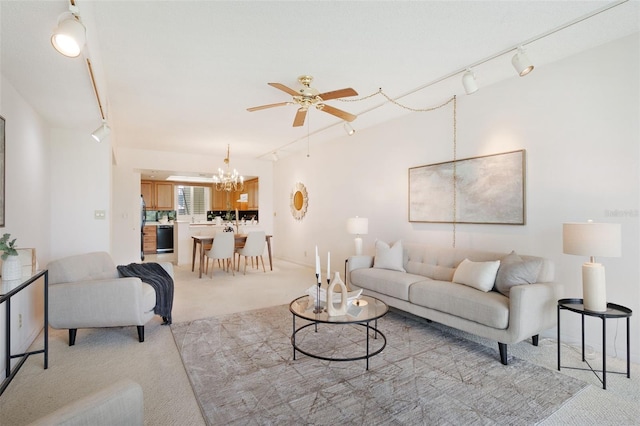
[155,183,174,210]
[246,179,259,209]
[143,225,157,253]
[141,181,153,207]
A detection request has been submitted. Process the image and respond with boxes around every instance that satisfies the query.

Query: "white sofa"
[47,252,174,345]
[347,242,562,364]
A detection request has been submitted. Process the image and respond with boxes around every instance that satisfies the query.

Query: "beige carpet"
[1,258,638,425]
[172,305,588,425]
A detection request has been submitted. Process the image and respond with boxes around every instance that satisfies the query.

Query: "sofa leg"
[498,342,508,365]
[137,326,145,343]
[532,335,539,346]
[69,329,77,346]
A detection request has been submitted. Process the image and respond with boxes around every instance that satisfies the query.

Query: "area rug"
[171,305,587,425]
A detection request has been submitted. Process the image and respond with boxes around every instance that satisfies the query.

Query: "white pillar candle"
[327,252,330,281]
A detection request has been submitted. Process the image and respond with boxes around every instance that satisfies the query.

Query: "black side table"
[557,298,632,389]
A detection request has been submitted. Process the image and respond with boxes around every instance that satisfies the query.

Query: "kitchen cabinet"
[143,225,157,254]
[245,178,259,209]
[155,182,174,210]
[212,189,231,211]
[141,180,174,210]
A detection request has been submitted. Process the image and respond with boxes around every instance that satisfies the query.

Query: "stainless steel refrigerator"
[140,194,146,261]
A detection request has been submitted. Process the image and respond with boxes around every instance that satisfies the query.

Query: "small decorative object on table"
[327,272,348,316]
[1,233,21,280]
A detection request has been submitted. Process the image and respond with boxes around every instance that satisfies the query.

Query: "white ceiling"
[1,1,639,167]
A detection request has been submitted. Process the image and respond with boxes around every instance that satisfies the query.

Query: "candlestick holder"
[313,274,323,313]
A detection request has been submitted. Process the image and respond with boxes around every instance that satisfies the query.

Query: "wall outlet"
[94,210,106,219]
[304,251,307,257]
[18,313,22,328]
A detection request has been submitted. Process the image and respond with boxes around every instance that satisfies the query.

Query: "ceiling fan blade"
[247,102,291,112]
[268,82,300,97]
[293,108,307,127]
[317,88,358,101]
[318,104,357,122]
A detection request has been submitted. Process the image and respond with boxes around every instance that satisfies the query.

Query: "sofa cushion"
[48,252,119,285]
[452,258,501,292]
[351,268,424,301]
[495,251,543,297]
[373,240,406,272]
[409,280,510,329]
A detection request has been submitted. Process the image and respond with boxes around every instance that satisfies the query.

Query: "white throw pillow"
[452,258,501,292]
[373,240,405,272]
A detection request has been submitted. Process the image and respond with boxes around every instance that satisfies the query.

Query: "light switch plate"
[94,210,106,219]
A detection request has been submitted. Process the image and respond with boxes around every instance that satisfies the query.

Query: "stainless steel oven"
[156,225,174,253]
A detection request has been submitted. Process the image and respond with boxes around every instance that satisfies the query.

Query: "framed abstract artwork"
[409,150,526,225]
[0,115,4,227]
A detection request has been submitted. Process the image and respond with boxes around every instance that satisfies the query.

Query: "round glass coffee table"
[289,294,388,370]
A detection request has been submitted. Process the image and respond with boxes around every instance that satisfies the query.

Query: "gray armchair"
[47,252,173,345]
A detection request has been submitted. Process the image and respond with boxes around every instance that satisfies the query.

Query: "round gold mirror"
[290,182,308,220]
[293,191,304,210]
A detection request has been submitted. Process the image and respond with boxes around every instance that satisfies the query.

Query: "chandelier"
[213,145,244,192]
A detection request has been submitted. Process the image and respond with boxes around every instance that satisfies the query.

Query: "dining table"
[191,234,273,278]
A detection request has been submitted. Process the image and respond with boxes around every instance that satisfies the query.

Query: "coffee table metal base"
[291,318,386,370]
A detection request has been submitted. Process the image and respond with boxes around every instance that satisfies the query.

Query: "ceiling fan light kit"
[248,75,359,127]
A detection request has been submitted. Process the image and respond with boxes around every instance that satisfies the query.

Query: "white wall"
[273,34,640,363]
[49,128,112,259]
[0,75,52,377]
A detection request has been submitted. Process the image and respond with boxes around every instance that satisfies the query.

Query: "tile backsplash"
[145,210,176,222]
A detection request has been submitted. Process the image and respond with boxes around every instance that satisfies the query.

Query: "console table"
[557,298,632,389]
[0,269,48,395]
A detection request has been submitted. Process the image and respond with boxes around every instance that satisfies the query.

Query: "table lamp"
[347,217,368,255]
[562,221,621,312]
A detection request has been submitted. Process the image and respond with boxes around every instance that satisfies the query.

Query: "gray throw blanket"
[117,262,174,325]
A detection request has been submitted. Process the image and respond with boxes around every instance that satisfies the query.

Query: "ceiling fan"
[247,75,358,127]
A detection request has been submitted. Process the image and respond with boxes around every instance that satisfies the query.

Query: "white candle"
[315,246,320,276]
[327,252,330,281]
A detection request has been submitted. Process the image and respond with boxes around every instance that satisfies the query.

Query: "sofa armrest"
[49,277,151,328]
[157,261,174,279]
[28,379,143,426]
[507,281,563,342]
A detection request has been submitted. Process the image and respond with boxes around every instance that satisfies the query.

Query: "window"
[176,185,210,219]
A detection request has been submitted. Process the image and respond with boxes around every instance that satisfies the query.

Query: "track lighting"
[51,9,86,58]
[512,47,534,77]
[272,152,279,162]
[343,122,356,136]
[461,69,478,95]
[91,122,110,142]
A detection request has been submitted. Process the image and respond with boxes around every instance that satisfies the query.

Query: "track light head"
[343,122,356,136]
[51,13,86,58]
[272,152,279,162]
[91,122,110,142]
[512,47,534,77]
[462,69,478,95]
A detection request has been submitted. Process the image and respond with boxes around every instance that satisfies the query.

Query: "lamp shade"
[563,222,621,258]
[51,15,86,58]
[347,217,368,235]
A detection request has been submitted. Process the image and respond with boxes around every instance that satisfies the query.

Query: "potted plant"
[1,233,21,280]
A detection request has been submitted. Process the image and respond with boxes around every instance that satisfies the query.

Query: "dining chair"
[205,232,235,278]
[235,231,266,275]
